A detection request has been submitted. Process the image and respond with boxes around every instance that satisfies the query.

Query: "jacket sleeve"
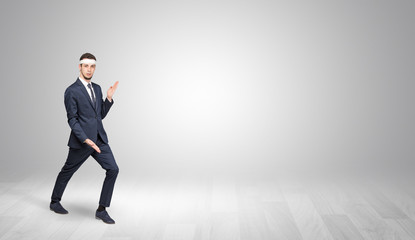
[65,88,88,143]
[101,92,114,119]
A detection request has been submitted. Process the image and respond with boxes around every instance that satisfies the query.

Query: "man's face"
[79,61,96,80]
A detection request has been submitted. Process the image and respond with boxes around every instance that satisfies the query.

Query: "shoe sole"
[50,208,68,214]
[95,216,115,224]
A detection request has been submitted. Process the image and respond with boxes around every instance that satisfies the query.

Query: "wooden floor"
[1,171,415,240]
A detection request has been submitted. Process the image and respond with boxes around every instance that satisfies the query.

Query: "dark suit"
[51,78,119,207]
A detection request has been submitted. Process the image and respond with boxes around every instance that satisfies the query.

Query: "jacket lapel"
[76,78,97,113]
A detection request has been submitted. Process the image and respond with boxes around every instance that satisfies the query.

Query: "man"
[50,53,120,224]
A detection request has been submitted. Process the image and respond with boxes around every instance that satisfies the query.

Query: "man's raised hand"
[107,81,119,102]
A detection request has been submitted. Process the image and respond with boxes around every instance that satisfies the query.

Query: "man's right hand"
[84,139,101,153]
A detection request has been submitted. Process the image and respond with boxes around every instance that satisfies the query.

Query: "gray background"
[1,0,414,180]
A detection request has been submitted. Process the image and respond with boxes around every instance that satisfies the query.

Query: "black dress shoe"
[50,202,68,214]
[95,210,115,224]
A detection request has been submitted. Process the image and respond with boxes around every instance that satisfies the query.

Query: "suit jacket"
[65,78,114,149]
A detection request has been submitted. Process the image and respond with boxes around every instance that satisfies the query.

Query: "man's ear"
[79,64,82,71]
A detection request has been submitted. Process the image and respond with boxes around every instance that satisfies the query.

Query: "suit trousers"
[51,136,119,207]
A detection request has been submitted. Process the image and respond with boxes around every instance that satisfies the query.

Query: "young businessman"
[50,53,120,224]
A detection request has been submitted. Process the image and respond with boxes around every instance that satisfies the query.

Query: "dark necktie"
[87,83,96,108]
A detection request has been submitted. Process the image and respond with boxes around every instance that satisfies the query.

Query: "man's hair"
[79,53,96,61]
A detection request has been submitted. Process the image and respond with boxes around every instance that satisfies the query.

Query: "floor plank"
[282,186,334,240]
[321,214,365,240]
[358,184,407,219]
